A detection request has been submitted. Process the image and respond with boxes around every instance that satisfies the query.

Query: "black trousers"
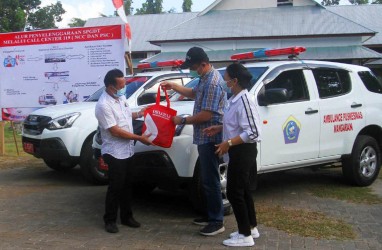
[226,143,258,237]
[103,154,134,224]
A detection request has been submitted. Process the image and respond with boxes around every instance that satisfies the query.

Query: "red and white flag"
[112,0,132,52]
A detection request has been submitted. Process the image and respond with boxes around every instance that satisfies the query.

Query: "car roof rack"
[230,46,306,62]
[137,60,185,72]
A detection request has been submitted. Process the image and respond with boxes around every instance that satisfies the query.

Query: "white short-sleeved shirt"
[95,91,134,159]
[223,89,261,144]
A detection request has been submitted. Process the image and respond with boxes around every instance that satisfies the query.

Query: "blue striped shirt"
[192,67,227,145]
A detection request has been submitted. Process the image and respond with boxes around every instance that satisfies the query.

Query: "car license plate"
[23,142,34,154]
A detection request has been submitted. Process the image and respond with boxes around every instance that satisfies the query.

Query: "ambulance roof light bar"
[231,46,306,61]
[137,59,184,69]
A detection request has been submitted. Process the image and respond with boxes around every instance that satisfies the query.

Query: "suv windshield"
[169,77,200,102]
[85,76,152,102]
[169,67,268,101]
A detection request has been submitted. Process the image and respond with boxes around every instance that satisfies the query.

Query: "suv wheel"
[80,139,108,185]
[342,135,381,186]
[43,159,77,171]
[189,160,232,215]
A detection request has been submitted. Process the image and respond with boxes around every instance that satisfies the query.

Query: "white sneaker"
[223,234,254,247]
[230,227,260,239]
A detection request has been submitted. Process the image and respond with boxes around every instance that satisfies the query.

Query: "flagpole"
[112,0,134,75]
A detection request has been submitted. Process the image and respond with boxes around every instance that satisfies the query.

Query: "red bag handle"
[156,86,170,108]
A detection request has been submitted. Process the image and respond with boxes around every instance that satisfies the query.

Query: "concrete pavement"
[0,160,381,249]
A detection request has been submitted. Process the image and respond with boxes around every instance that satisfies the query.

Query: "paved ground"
[0,158,381,249]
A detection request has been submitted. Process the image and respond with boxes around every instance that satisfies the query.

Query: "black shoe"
[199,223,225,236]
[193,217,208,226]
[105,222,119,233]
[121,217,141,228]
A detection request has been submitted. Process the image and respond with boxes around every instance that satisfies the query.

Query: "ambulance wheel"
[80,139,108,185]
[342,135,381,187]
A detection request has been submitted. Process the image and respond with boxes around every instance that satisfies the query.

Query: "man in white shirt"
[95,69,151,233]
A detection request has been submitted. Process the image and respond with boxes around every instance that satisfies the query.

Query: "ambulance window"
[138,78,184,105]
[358,71,382,94]
[264,69,309,103]
[312,69,351,98]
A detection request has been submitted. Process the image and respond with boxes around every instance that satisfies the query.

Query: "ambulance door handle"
[351,103,362,108]
[305,108,318,115]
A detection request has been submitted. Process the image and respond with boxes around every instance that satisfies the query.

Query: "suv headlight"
[47,112,81,130]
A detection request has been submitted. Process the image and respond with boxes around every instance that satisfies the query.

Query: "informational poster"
[0,25,125,121]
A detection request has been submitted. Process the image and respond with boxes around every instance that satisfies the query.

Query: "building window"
[131,52,147,59]
[277,0,293,6]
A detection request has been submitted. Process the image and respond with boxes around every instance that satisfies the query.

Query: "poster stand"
[0,122,4,155]
[125,52,134,75]
[10,121,19,156]
[0,121,20,156]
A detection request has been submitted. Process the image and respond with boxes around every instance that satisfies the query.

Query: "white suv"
[22,70,192,184]
[93,59,382,211]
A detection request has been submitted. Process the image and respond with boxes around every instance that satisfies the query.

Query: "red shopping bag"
[142,87,177,148]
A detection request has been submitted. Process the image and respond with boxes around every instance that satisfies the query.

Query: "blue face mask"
[112,85,126,98]
[190,70,200,78]
[223,79,233,95]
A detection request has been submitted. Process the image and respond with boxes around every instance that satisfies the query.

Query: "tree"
[372,0,382,3]
[348,0,370,4]
[68,18,86,27]
[0,0,26,32]
[136,0,163,14]
[0,0,66,32]
[20,0,42,18]
[182,0,192,12]
[124,0,133,15]
[27,2,66,30]
[168,7,176,13]
[321,0,340,5]
[154,0,163,13]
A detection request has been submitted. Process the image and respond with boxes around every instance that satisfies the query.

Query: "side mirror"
[257,88,288,106]
[137,92,156,106]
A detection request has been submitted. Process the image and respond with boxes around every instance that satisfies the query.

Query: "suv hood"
[30,102,96,118]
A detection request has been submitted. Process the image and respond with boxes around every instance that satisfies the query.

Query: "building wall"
[293,0,316,7]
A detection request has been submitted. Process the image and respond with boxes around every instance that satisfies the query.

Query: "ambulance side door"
[256,66,320,171]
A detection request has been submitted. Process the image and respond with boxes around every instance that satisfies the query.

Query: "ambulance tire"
[80,139,108,185]
[342,135,381,187]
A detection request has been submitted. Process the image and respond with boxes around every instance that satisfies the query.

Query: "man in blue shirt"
[161,47,227,236]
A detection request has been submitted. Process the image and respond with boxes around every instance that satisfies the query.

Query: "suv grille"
[23,115,52,135]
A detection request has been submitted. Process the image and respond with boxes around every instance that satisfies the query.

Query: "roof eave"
[149,33,376,45]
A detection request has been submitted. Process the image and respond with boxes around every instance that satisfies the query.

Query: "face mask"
[112,85,126,98]
[224,79,234,94]
[190,70,200,78]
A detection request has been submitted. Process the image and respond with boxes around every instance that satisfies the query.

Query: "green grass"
[1,122,27,157]
[308,184,382,205]
[257,204,356,240]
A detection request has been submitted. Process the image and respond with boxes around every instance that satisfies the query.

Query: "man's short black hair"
[104,69,124,87]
